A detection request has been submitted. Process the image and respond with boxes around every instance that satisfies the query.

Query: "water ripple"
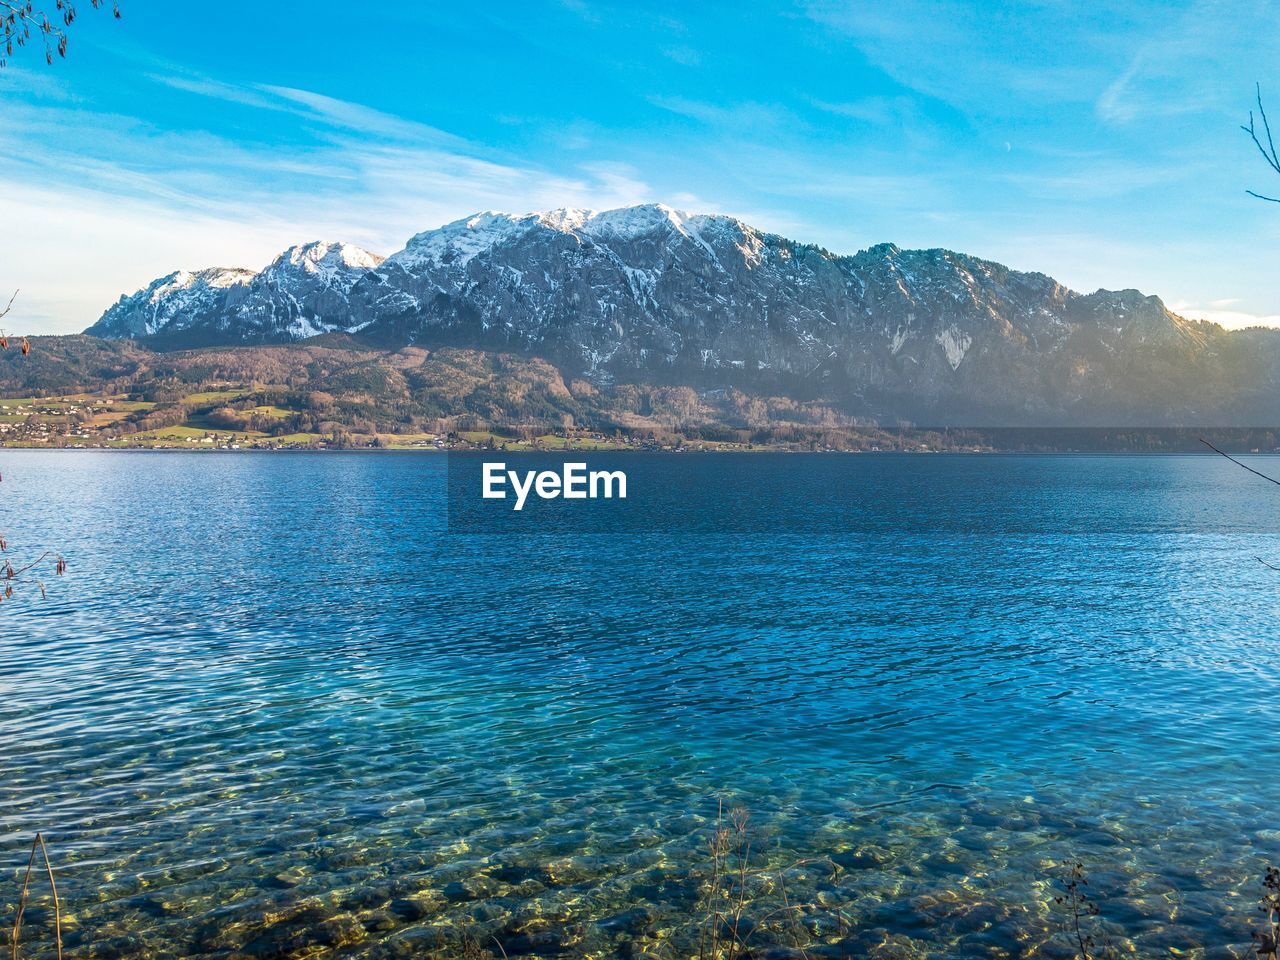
[3,452,1280,958]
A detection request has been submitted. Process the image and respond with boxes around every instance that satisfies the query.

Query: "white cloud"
[0,184,304,334]
[1171,305,1280,330]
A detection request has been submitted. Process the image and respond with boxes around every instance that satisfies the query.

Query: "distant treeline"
[2,335,1278,452]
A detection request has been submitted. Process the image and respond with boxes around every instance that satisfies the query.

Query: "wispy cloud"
[1095,0,1280,124]
[804,0,1104,114]
[661,45,702,67]
[556,0,602,24]
[809,95,916,126]
[0,73,684,333]
[146,72,283,111]
[647,95,798,132]
[260,84,467,145]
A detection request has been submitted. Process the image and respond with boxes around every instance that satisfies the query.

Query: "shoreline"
[3,444,1280,456]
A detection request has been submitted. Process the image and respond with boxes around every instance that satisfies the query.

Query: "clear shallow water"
[3,452,1280,959]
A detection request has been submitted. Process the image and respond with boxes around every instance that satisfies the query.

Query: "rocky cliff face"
[86,205,1280,424]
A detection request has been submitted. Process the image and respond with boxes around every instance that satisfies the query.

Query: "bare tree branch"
[1199,436,1280,486]
[0,1,120,68]
[1200,437,1280,571]
[1245,94,1280,173]
[0,289,29,354]
[1244,84,1280,202]
[0,371,65,599]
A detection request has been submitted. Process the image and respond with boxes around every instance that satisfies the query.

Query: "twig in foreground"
[11,832,63,960]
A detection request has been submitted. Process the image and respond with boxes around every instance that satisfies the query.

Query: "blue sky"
[3,0,1279,333]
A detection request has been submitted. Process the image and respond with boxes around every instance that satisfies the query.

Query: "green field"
[182,388,249,404]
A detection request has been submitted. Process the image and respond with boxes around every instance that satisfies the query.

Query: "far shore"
[3,438,1280,456]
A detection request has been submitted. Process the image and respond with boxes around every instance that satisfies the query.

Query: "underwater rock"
[339,883,395,911]
[241,912,367,958]
[388,894,437,921]
[543,855,601,886]
[470,900,514,925]
[596,906,657,936]
[125,892,183,918]
[919,848,977,876]
[496,916,584,956]
[443,875,500,902]
[963,903,1052,956]
[1137,923,1204,953]
[88,934,148,960]
[831,845,894,870]
[1035,936,1094,960]
[267,867,307,889]
[947,900,1008,934]
[1073,829,1127,849]
[497,928,575,955]
[366,926,451,959]
[485,863,552,885]
[903,888,989,927]
[361,908,399,933]
[627,875,703,909]
[836,927,930,960]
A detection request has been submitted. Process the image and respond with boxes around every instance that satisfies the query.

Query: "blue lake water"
[4,451,1280,959]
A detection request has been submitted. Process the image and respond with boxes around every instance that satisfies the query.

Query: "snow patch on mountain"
[390,212,539,270]
[890,325,910,355]
[538,208,592,232]
[937,325,973,370]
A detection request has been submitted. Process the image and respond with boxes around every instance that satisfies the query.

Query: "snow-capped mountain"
[90,267,258,339]
[85,205,1280,423]
[88,241,384,344]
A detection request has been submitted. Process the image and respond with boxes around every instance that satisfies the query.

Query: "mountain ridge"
[84,204,1280,426]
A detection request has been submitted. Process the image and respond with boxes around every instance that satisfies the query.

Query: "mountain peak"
[537,207,594,232]
[267,242,386,291]
[275,241,385,272]
[393,211,539,268]
[390,203,720,270]
[578,203,692,236]
[863,242,902,260]
[139,266,255,305]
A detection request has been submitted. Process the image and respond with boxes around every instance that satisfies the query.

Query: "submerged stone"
[831,846,894,870]
[597,906,656,935]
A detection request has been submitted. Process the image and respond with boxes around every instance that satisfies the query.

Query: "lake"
[3,451,1280,959]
